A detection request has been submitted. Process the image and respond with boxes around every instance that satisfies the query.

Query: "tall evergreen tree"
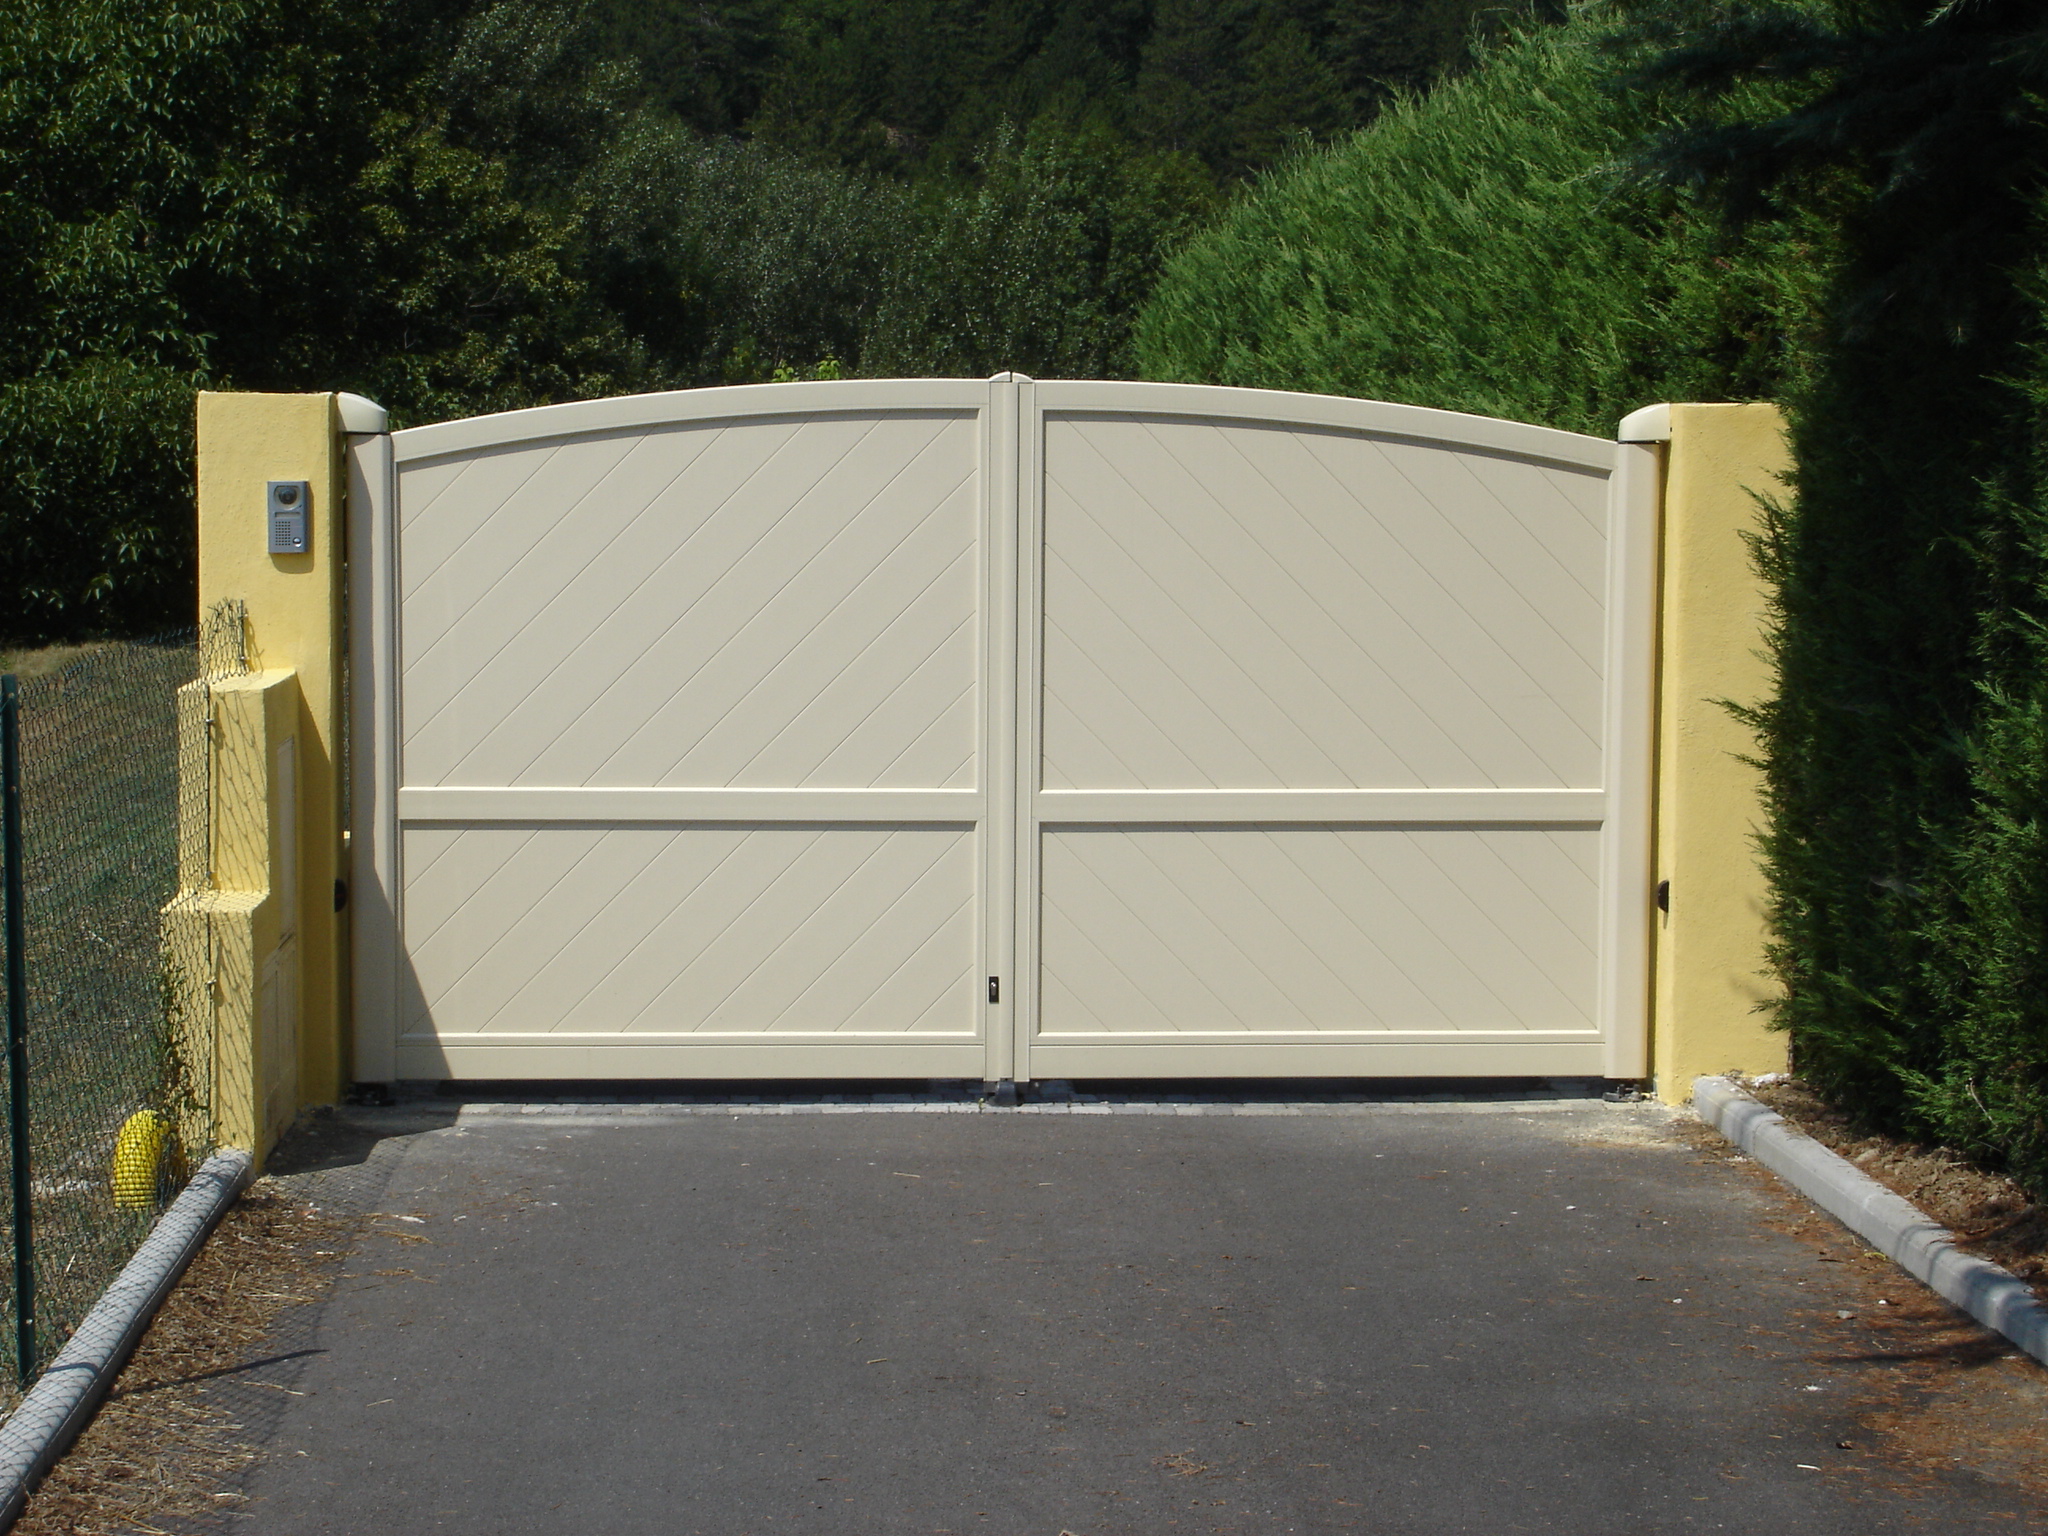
[1229,6,1350,166]
[1326,0,1498,114]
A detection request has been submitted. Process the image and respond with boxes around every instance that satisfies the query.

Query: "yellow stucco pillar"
[194,393,346,1119]
[1623,402,1793,1099]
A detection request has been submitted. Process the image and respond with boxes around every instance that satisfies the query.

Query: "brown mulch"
[11,1182,351,1536]
[1735,1074,2048,1305]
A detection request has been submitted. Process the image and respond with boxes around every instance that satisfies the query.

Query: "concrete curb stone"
[0,1148,253,1531]
[1693,1074,2048,1367]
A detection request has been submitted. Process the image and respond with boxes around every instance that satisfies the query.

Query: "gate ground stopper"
[985,1079,1019,1107]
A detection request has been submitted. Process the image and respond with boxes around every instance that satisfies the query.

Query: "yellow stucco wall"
[193,393,345,1123]
[1651,403,1792,1099]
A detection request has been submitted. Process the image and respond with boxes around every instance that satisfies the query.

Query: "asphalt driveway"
[222,1090,2045,1534]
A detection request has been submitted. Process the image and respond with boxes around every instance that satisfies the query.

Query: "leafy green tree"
[0,364,197,638]
[865,119,1215,377]
[0,0,643,638]
[584,110,1214,382]
[1132,0,1350,178]
[583,112,908,381]
[591,0,786,136]
[1229,7,1351,167]
[1326,0,1558,117]
[744,0,986,175]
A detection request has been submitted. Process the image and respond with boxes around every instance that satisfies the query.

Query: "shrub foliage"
[1133,7,1822,435]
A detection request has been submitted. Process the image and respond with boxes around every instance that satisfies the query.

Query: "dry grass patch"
[0,644,115,682]
[13,1182,350,1536]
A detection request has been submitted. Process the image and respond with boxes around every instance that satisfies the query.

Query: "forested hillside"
[598,0,1507,182]
[0,0,1526,640]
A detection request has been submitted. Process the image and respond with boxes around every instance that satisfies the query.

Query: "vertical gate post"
[193,394,350,1138]
[1621,403,1792,1100]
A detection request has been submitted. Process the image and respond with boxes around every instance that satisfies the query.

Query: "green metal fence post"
[1,674,33,1383]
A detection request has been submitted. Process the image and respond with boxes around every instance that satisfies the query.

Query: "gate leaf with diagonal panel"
[348,377,1656,1085]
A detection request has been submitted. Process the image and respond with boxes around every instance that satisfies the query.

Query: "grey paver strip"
[432,1095,1624,1128]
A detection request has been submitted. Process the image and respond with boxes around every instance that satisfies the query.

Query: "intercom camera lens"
[276,485,299,505]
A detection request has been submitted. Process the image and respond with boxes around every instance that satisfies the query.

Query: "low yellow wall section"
[161,669,302,1159]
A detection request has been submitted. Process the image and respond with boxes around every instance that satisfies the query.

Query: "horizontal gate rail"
[1033,791,1607,824]
[395,788,982,823]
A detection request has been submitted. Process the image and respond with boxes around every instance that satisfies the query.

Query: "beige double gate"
[348,377,1657,1085]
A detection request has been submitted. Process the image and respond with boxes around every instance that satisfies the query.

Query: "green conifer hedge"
[1646,1,2048,1193]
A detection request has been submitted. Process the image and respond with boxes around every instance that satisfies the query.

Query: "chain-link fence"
[0,628,214,1396]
